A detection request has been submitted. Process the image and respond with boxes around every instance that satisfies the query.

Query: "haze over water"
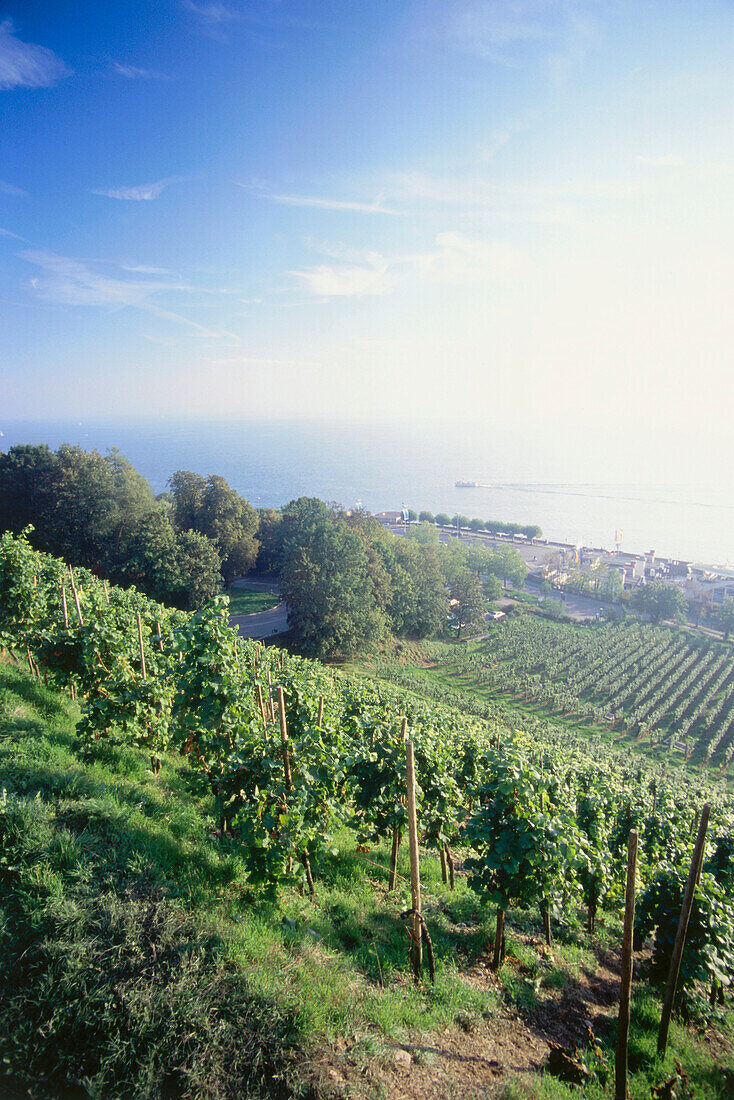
[3,418,732,570]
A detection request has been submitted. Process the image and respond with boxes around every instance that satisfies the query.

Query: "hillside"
[2,530,734,1098]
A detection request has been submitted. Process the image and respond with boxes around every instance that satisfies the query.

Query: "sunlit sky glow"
[2,1,734,467]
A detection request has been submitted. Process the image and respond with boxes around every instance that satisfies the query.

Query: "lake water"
[2,417,733,569]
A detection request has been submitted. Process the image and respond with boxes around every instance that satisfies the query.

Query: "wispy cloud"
[268,192,402,215]
[20,250,234,339]
[182,1,239,39]
[91,178,178,201]
[112,61,169,80]
[182,0,238,22]
[0,19,69,90]
[636,154,684,168]
[421,1,596,83]
[291,231,530,299]
[290,259,394,298]
[0,225,29,242]
[0,178,28,197]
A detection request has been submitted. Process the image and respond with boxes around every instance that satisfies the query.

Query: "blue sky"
[2,0,734,468]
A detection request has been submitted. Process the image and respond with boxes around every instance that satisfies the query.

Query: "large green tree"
[168,470,260,584]
[631,580,686,624]
[280,499,385,658]
[450,569,485,638]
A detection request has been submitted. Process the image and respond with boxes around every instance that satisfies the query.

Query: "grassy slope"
[1,659,732,1099]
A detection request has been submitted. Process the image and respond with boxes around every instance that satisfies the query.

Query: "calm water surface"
[2,418,732,569]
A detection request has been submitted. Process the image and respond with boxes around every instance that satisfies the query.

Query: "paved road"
[228,577,289,639]
[231,602,289,639]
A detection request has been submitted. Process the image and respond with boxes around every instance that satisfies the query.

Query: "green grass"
[225,585,280,615]
[0,661,500,1098]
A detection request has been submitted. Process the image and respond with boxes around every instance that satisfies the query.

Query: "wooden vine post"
[156,620,164,653]
[492,908,505,970]
[136,612,147,680]
[68,567,84,627]
[61,585,69,629]
[657,803,711,1057]
[616,829,638,1100]
[317,694,324,727]
[389,718,408,890]
[405,733,422,979]
[256,683,269,733]
[277,686,314,897]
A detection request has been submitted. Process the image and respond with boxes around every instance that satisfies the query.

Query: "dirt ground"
[308,939,627,1100]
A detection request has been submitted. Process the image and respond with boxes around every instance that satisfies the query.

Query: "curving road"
[228,577,289,639]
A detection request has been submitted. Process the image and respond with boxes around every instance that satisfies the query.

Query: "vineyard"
[2,529,734,1097]
[400,616,734,770]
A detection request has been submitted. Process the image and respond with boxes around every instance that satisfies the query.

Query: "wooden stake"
[277,686,292,790]
[658,803,711,1057]
[492,907,505,970]
[69,568,84,627]
[267,670,275,721]
[61,585,69,629]
[136,612,147,680]
[103,581,109,604]
[156,621,164,653]
[405,738,422,979]
[256,684,268,730]
[616,830,638,1100]
[317,694,324,727]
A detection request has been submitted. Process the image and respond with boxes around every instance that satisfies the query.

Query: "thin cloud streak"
[0,19,69,90]
[0,226,29,242]
[268,192,402,215]
[91,178,178,201]
[0,178,28,197]
[112,61,169,79]
[19,250,236,341]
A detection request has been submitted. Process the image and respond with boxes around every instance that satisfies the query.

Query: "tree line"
[0,444,257,609]
[0,443,529,657]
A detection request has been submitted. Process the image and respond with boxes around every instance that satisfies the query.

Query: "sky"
[2,0,734,463]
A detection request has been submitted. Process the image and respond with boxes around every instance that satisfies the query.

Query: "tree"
[451,514,470,531]
[715,597,734,642]
[198,475,259,584]
[418,510,435,523]
[598,567,623,603]
[488,544,528,589]
[468,518,485,532]
[117,505,182,604]
[435,513,451,527]
[631,581,686,624]
[106,448,157,558]
[0,444,58,540]
[168,470,260,585]
[49,445,118,568]
[175,530,222,609]
[168,470,206,531]
[450,569,485,638]
[255,507,283,573]
[280,500,385,658]
[405,521,439,547]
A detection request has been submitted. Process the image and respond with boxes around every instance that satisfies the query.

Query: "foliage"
[631,581,687,624]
